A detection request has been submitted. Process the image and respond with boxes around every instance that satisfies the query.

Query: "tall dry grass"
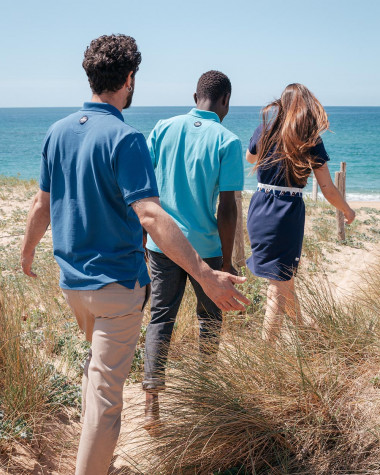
[0,232,81,471]
[138,264,380,474]
[0,285,55,445]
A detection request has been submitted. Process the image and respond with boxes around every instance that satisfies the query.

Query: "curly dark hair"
[196,70,231,102]
[82,34,142,95]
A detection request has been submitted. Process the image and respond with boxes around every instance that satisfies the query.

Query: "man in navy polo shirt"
[21,35,249,475]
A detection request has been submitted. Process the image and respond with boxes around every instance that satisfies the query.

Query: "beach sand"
[349,201,380,210]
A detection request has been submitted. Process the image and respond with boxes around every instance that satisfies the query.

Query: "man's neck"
[196,99,217,114]
[195,100,222,121]
[91,93,123,112]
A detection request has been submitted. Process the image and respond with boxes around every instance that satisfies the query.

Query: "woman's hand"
[344,207,355,225]
[314,164,356,224]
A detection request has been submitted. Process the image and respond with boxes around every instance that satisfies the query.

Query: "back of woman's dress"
[246,124,330,281]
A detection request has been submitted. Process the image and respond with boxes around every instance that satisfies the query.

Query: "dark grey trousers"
[142,250,223,391]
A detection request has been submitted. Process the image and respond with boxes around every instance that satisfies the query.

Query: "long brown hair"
[253,83,330,187]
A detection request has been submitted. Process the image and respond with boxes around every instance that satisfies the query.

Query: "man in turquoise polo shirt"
[143,71,244,427]
[21,37,249,475]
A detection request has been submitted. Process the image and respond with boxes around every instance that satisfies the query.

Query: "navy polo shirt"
[40,102,159,290]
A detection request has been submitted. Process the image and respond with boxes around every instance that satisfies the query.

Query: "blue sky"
[1,0,379,107]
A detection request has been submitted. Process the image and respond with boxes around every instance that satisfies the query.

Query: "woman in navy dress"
[246,83,355,341]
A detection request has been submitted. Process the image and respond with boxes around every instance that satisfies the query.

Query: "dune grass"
[0,180,379,473]
[138,265,380,474]
[0,192,83,470]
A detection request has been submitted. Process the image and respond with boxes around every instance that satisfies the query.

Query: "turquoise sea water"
[0,106,379,200]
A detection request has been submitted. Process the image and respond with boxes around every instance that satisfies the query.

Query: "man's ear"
[125,71,134,89]
[193,93,198,105]
[223,92,231,107]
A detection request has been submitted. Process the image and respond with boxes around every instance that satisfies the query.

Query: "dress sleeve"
[113,132,159,206]
[218,137,244,192]
[248,123,264,155]
[310,138,330,169]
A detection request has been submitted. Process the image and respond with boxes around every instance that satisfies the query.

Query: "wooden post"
[312,173,318,201]
[232,191,245,268]
[340,161,346,200]
[335,171,345,241]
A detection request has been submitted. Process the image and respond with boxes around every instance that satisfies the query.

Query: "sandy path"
[326,201,380,297]
[349,201,380,210]
[324,242,379,299]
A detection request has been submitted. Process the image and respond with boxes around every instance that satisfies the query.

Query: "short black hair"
[196,70,231,102]
[82,34,142,95]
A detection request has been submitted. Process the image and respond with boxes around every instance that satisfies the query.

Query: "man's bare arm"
[132,197,250,312]
[21,190,51,277]
[217,191,237,274]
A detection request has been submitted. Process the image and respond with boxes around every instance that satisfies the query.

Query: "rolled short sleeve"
[248,124,264,155]
[310,138,330,169]
[113,132,159,205]
[219,137,244,192]
[39,134,51,192]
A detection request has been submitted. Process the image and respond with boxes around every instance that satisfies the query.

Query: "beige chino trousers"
[63,282,148,475]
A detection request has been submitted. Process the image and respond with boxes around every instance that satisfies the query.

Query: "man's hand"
[200,270,249,312]
[132,197,250,312]
[21,249,37,278]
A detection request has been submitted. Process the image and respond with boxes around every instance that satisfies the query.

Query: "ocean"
[0,106,379,200]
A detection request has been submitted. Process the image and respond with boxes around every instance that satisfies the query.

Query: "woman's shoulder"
[310,137,330,168]
[248,123,266,154]
[253,122,265,137]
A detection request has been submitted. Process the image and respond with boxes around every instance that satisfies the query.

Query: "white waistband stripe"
[257,183,303,194]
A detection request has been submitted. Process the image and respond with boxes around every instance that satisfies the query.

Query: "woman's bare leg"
[262,279,287,341]
[283,277,303,326]
[263,277,303,341]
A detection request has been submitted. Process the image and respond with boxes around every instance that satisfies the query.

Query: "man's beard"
[123,90,134,109]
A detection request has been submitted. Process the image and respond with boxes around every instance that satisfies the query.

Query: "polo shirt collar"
[188,108,220,123]
[82,102,124,122]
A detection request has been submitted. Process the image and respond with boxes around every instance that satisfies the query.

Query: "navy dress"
[246,124,330,281]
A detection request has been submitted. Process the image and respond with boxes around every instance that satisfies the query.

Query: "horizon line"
[1,105,380,109]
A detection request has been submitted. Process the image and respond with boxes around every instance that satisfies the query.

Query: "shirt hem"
[312,156,330,169]
[246,257,297,282]
[39,184,50,193]
[59,275,151,291]
[219,184,244,192]
[124,188,159,205]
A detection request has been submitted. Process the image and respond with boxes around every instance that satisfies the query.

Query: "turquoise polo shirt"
[39,102,159,290]
[146,108,244,258]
